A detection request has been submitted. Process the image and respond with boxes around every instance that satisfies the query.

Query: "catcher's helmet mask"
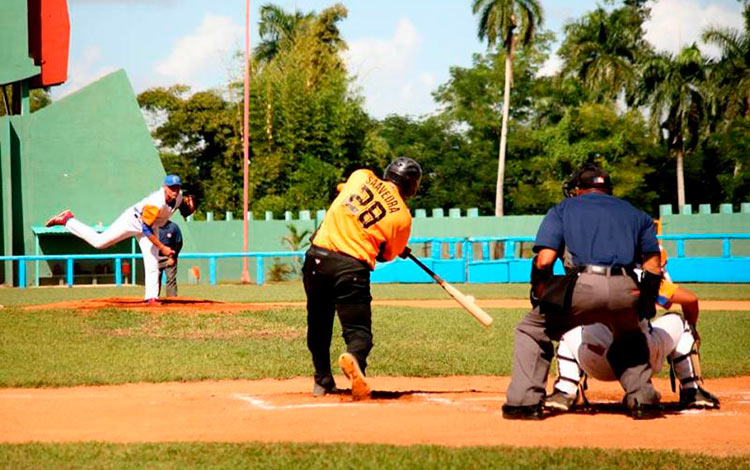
[384,157,422,198]
[563,165,612,197]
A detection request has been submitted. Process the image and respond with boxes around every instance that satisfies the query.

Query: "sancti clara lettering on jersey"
[367,174,401,213]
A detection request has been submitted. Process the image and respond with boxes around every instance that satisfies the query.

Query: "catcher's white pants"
[555,313,697,396]
[65,211,160,300]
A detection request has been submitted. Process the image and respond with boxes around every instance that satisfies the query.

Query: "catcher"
[546,255,719,412]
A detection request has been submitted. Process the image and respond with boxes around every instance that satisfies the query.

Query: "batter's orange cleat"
[338,352,371,401]
[45,210,74,227]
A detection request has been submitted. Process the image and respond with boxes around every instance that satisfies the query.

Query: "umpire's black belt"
[580,265,630,276]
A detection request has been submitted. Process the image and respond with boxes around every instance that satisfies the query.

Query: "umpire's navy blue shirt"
[158,221,183,255]
[533,191,659,267]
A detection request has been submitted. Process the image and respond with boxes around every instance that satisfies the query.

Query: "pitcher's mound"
[24,297,281,313]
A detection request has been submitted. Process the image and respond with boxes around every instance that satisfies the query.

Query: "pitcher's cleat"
[680,386,720,409]
[145,298,162,307]
[45,210,74,227]
[338,352,371,400]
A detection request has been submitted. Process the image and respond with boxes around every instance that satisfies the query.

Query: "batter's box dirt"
[1,376,749,455]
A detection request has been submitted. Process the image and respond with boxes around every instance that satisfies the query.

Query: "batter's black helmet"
[563,165,612,197]
[384,157,422,198]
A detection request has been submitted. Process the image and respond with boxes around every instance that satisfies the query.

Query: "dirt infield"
[1,376,749,455]
[23,296,750,313]
[12,297,750,455]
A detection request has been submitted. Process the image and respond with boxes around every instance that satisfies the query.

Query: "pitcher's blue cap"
[164,174,181,186]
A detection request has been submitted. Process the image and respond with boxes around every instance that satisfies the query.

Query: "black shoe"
[680,386,720,409]
[312,374,338,397]
[544,390,577,412]
[628,402,664,420]
[502,402,544,420]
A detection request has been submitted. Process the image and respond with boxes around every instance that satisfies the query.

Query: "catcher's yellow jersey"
[312,169,412,269]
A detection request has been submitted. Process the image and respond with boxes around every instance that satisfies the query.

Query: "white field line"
[233,394,380,410]
[233,393,501,411]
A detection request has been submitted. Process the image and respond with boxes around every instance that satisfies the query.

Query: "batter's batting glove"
[399,247,412,259]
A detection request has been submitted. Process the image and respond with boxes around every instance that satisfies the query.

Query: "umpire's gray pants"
[506,272,659,408]
[159,263,178,297]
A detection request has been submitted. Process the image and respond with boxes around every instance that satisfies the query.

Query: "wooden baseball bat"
[407,252,493,327]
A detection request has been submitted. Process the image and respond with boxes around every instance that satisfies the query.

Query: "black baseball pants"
[302,246,373,387]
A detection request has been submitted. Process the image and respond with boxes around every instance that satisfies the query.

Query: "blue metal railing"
[0,251,304,288]
[373,234,750,284]
[2,234,749,287]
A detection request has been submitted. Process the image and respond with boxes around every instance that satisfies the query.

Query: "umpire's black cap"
[577,166,612,191]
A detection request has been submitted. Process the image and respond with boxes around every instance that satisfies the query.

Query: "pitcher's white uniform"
[65,188,183,300]
[554,313,700,395]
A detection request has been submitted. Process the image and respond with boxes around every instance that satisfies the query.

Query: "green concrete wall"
[180,209,545,282]
[661,211,750,257]
[180,206,750,283]
[0,0,40,85]
[0,118,12,283]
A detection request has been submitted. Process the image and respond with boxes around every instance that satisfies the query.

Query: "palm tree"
[253,4,347,143]
[703,5,750,178]
[255,4,313,65]
[558,6,651,103]
[640,45,707,207]
[472,0,543,217]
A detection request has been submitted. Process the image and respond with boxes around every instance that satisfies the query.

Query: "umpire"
[503,165,664,420]
[158,220,183,297]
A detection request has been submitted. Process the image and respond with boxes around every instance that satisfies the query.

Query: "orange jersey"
[312,169,412,269]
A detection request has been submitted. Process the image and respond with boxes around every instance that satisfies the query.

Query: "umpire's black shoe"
[627,402,664,420]
[502,402,544,420]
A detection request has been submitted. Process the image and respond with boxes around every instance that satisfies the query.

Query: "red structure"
[27,0,70,88]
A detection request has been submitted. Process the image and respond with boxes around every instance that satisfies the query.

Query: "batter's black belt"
[308,245,371,271]
[579,265,631,276]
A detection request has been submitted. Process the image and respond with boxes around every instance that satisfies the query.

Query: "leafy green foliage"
[137,2,750,216]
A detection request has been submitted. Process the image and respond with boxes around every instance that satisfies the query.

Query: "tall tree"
[472,0,543,216]
[702,4,750,180]
[255,4,313,65]
[558,5,652,103]
[639,44,708,207]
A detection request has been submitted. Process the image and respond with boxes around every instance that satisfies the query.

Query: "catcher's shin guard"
[670,319,702,390]
[552,341,582,397]
[668,319,719,408]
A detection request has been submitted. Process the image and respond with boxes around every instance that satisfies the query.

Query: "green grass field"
[2,281,750,306]
[2,443,748,470]
[2,283,749,468]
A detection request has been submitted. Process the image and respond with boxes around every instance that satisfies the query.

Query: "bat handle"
[407,252,443,283]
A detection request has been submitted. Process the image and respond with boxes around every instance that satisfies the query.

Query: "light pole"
[241,0,252,283]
